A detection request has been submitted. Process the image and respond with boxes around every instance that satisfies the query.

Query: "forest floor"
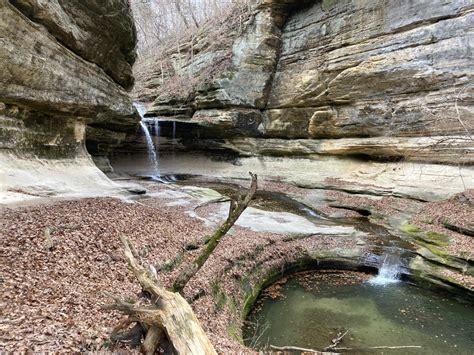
[1,180,472,352]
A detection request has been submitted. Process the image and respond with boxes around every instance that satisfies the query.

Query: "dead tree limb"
[103,235,217,355]
[193,196,231,211]
[110,319,143,348]
[270,345,339,354]
[270,344,422,353]
[172,172,258,293]
[333,345,422,351]
[104,173,257,352]
[324,328,350,351]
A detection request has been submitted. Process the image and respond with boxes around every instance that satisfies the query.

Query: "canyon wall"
[138,0,473,165]
[0,0,138,203]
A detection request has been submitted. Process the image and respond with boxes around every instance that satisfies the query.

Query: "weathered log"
[142,326,163,355]
[172,172,257,293]
[105,173,257,353]
[104,235,217,355]
[270,343,422,353]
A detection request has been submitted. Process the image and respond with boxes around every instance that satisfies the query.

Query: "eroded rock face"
[266,0,473,139]
[9,0,136,89]
[213,136,473,165]
[140,0,474,164]
[0,0,138,203]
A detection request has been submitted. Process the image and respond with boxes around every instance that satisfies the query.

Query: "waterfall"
[139,121,160,176]
[134,103,160,177]
[172,121,176,142]
[368,252,402,285]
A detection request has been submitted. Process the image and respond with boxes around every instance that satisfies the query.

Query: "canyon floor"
[1,175,473,353]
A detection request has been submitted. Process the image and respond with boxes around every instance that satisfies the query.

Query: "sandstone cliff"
[0,0,138,203]
[137,0,473,164]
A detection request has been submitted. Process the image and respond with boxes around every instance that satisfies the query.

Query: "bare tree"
[130,0,252,54]
[131,0,255,102]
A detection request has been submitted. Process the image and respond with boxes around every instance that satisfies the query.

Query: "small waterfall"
[172,121,177,142]
[368,252,402,285]
[139,121,160,176]
[134,103,160,177]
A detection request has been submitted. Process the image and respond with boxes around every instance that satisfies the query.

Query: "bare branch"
[172,172,257,293]
[324,328,350,351]
[270,345,338,354]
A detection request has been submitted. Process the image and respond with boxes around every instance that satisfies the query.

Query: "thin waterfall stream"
[172,121,176,142]
[368,248,403,285]
[134,103,160,178]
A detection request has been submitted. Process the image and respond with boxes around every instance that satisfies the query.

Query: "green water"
[245,274,474,354]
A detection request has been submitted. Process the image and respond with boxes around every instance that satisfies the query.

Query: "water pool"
[244,271,473,354]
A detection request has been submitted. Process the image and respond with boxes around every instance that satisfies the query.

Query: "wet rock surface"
[0,179,370,352]
[315,187,474,294]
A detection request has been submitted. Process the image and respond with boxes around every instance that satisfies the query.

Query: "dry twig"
[324,328,350,351]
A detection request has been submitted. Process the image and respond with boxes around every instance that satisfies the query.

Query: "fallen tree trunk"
[333,345,422,351]
[270,345,339,354]
[270,344,422,353]
[103,235,217,355]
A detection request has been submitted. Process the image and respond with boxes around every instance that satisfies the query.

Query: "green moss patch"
[211,280,228,311]
[400,223,422,234]
[424,231,450,246]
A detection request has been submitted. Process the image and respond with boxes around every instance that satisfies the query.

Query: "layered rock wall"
[141,0,474,164]
[266,0,473,139]
[0,0,138,203]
